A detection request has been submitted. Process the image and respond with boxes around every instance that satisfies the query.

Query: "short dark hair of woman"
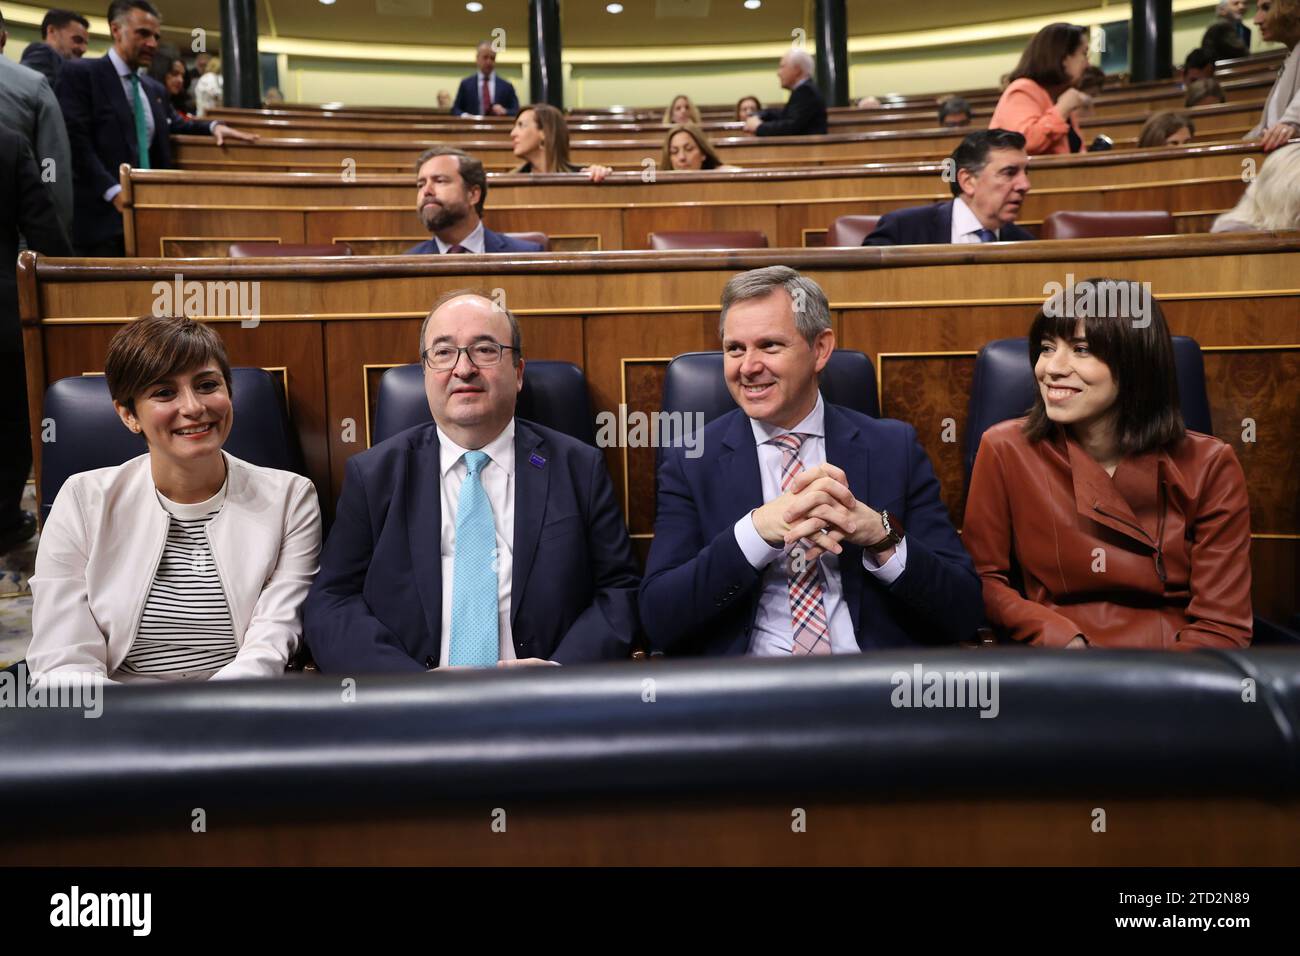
[1023,278,1186,454]
[1009,22,1090,96]
[105,315,233,415]
[735,95,761,121]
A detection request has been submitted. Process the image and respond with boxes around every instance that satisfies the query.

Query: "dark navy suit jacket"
[19,42,63,87]
[305,419,640,673]
[756,81,827,136]
[864,200,1034,246]
[450,73,520,116]
[640,404,982,656]
[56,55,213,245]
[406,226,542,255]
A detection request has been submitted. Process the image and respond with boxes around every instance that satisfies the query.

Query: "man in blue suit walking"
[305,291,640,672]
[450,41,520,117]
[641,266,982,656]
[406,147,542,254]
[55,0,258,255]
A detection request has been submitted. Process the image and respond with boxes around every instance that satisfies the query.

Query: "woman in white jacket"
[28,316,321,683]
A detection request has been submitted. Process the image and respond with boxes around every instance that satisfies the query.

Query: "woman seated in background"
[1185,77,1226,108]
[661,124,741,171]
[163,57,195,119]
[664,94,702,126]
[1211,142,1300,231]
[1073,64,1106,118]
[989,22,1092,154]
[193,55,223,117]
[735,96,762,122]
[1138,111,1194,148]
[28,316,322,683]
[963,281,1253,650]
[1246,0,1300,152]
[510,103,612,182]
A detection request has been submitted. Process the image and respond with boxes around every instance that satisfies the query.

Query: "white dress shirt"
[433,220,486,255]
[436,421,517,666]
[950,196,1000,243]
[731,394,908,656]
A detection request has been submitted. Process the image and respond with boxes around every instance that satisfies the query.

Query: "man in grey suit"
[0,7,75,241]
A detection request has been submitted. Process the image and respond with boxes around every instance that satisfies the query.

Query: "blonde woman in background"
[1211,144,1300,231]
[193,55,222,117]
[664,94,702,126]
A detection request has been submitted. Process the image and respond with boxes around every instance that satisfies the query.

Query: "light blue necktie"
[448,451,499,667]
[975,228,997,242]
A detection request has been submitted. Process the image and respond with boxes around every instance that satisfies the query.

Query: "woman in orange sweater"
[989,23,1092,155]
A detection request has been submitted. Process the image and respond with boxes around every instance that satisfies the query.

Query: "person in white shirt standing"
[28,316,321,683]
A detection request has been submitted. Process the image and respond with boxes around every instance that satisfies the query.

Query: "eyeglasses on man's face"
[421,341,519,371]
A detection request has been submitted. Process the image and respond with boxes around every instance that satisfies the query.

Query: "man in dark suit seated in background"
[450,41,520,117]
[18,8,89,87]
[406,146,542,255]
[640,266,982,657]
[305,291,640,673]
[937,96,972,127]
[742,49,828,136]
[865,129,1033,246]
[56,0,258,256]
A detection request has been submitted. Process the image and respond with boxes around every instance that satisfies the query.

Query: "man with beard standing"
[406,147,543,254]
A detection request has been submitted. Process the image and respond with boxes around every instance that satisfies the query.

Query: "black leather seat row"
[3,650,1299,824]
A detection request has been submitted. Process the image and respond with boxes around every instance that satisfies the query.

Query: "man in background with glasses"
[305,291,640,673]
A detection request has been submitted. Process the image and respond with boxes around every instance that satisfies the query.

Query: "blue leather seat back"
[40,367,304,522]
[661,350,880,427]
[963,335,1213,487]
[371,361,597,447]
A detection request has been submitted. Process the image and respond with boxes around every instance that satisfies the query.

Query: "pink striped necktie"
[768,432,831,655]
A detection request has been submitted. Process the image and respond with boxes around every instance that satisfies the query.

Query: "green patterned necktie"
[129,74,151,170]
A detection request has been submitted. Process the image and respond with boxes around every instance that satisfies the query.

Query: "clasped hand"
[751,463,890,564]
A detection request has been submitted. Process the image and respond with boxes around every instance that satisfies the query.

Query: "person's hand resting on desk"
[213,123,260,146]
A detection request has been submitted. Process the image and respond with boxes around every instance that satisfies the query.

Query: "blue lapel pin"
[528,452,546,469]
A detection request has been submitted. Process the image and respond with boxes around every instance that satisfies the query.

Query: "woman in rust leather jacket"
[963,282,1253,649]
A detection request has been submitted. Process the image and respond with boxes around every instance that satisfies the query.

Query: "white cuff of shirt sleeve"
[208,121,219,134]
[860,536,907,585]
[734,511,787,570]
[103,184,122,202]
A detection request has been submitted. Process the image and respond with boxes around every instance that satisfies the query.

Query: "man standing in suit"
[406,146,542,254]
[1202,0,1251,61]
[0,127,72,555]
[864,129,1033,246]
[742,49,827,136]
[56,0,258,256]
[450,41,520,117]
[0,10,74,241]
[305,292,640,672]
[18,9,90,87]
[641,267,981,657]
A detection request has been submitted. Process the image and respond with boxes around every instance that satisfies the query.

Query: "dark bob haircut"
[948,128,1026,197]
[1023,277,1185,454]
[105,315,233,415]
[1009,22,1090,95]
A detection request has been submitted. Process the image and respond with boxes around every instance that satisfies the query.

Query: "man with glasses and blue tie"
[305,291,640,673]
[55,0,258,256]
[863,130,1034,246]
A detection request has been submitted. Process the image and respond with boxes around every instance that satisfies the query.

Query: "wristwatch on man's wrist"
[865,509,904,553]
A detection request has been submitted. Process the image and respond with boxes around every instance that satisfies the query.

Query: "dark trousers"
[75,234,126,257]
[0,350,32,531]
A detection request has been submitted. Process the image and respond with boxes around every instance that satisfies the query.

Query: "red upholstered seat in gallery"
[228,242,354,257]
[647,231,769,250]
[1038,211,1175,240]
[825,215,882,246]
